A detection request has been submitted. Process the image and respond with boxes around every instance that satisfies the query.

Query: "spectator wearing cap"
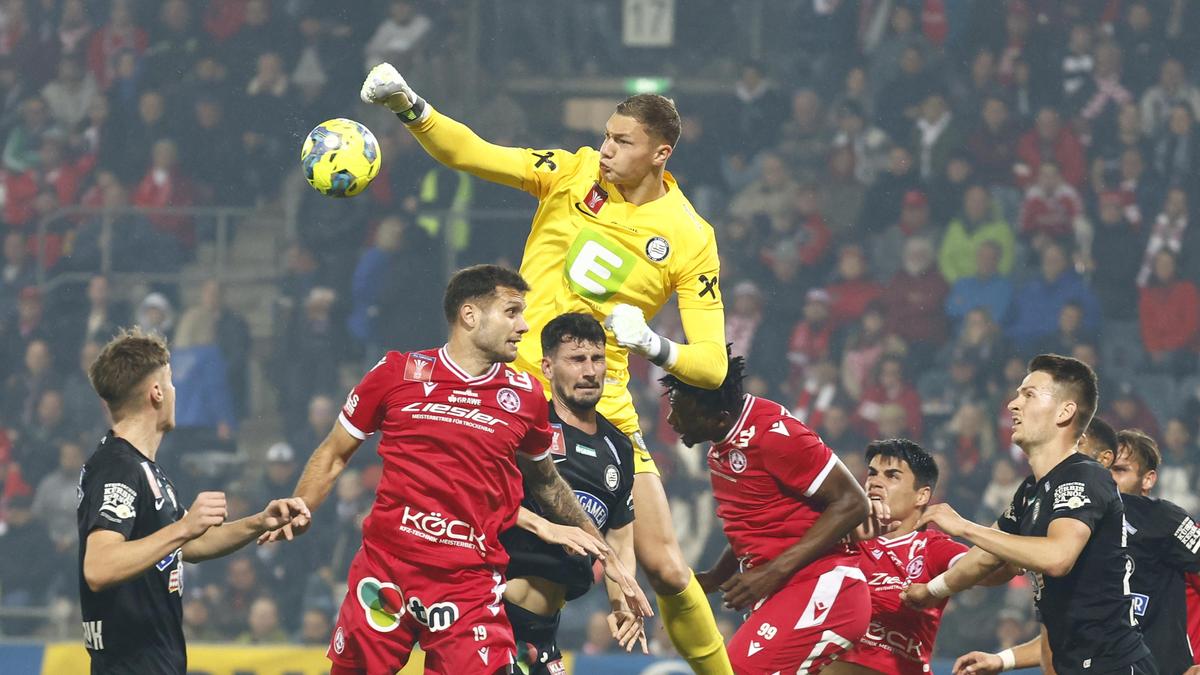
[830,100,890,185]
[1139,249,1199,373]
[1104,382,1162,441]
[1018,162,1087,251]
[881,237,949,367]
[939,185,1016,285]
[1014,107,1087,189]
[1006,242,1101,352]
[873,189,939,282]
[1092,190,1147,321]
[857,145,921,237]
[1141,58,1200,139]
[911,91,963,182]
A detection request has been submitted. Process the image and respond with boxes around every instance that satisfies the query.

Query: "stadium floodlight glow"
[624,77,671,94]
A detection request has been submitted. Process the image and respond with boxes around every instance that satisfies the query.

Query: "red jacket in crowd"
[1015,127,1086,189]
[1139,280,1200,354]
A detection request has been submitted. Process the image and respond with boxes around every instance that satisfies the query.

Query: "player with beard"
[902,355,1156,675]
[500,313,645,674]
[955,426,1200,675]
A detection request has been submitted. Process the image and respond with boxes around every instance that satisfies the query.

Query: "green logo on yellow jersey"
[565,228,636,302]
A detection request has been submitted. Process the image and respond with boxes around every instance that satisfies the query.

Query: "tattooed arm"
[517,454,654,617]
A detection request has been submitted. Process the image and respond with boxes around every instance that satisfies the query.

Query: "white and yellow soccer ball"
[300,118,381,198]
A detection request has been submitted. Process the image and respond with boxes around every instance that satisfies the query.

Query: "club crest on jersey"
[333,626,346,654]
[496,388,521,413]
[905,555,925,579]
[729,450,748,473]
[548,424,567,458]
[645,236,670,262]
[604,465,620,491]
[583,182,608,214]
[404,353,435,382]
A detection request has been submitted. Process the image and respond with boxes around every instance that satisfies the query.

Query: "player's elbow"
[83,557,114,593]
[689,344,729,389]
[1043,553,1078,578]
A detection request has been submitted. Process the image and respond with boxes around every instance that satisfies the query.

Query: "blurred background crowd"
[1,0,1199,661]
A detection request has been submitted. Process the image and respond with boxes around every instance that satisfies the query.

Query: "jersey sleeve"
[760,416,838,498]
[1156,502,1200,573]
[406,107,585,199]
[997,478,1033,534]
[338,352,401,440]
[665,220,727,389]
[516,392,554,460]
[78,459,145,540]
[607,445,636,530]
[927,535,970,575]
[1046,463,1114,532]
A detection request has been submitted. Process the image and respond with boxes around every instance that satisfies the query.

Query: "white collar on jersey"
[876,530,920,548]
[437,345,501,384]
[717,394,755,446]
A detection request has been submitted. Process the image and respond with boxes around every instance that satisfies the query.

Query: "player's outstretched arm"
[259,423,362,544]
[361,63,534,192]
[919,503,1090,576]
[516,506,609,558]
[517,453,654,617]
[603,523,648,654]
[183,497,310,562]
[953,635,1041,674]
[719,460,869,611]
[83,491,227,592]
[900,543,1008,609]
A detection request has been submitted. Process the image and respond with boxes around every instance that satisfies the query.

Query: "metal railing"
[33,205,283,295]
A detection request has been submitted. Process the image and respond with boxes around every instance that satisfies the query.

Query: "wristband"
[927,573,952,598]
[647,335,677,368]
[997,648,1016,672]
[394,96,428,124]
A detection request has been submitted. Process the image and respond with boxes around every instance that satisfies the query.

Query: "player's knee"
[642,552,692,595]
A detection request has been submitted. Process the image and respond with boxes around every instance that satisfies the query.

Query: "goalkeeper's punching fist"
[360,62,429,124]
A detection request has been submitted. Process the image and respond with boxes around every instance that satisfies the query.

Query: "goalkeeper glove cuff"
[645,334,677,369]
[393,95,429,124]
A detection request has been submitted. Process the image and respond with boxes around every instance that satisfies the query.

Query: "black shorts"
[90,647,185,675]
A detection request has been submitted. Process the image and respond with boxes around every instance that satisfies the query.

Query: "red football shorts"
[328,541,515,674]
[727,565,870,674]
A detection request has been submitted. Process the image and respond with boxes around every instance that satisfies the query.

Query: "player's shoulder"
[1050,454,1116,492]
[919,526,968,551]
[596,414,635,455]
[746,397,817,439]
[662,185,718,246]
[83,436,143,476]
[1124,493,1191,527]
[496,365,540,395]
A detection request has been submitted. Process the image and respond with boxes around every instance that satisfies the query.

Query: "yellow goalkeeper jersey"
[406,107,727,439]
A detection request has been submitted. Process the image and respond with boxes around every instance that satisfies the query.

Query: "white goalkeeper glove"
[604,304,677,368]
[360,62,430,124]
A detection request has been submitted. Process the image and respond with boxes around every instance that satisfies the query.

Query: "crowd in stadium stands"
[1,0,1200,660]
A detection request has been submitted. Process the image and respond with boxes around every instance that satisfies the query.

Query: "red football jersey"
[706,394,856,576]
[1187,572,1200,664]
[842,529,967,675]
[339,348,553,570]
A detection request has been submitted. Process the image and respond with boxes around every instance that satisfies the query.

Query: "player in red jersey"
[660,354,873,674]
[824,439,967,675]
[259,265,650,675]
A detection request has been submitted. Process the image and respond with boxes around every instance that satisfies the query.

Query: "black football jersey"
[998,453,1151,674]
[1122,493,1200,675]
[77,433,187,675]
[501,407,635,600]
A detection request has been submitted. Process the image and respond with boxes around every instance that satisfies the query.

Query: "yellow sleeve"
[667,219,727,389]
[405,106,581,198]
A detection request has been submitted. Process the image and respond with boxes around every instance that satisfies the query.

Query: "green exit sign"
[624,77,672,94]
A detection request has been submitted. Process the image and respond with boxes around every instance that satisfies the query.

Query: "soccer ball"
[300,118,382,198]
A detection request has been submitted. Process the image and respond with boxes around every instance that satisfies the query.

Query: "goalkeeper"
[362,64,732,674]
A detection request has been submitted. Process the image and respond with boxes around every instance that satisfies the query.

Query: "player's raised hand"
[917,502,969,537]
[719,562,786,611]
[602,555,654,618]
[360,62,428,123]
[899,582,939,610]
[854,496,898,541]
[953,651,1004,675]
[607,608,649,654]
[181,491,227,538]
[258,497,311,541]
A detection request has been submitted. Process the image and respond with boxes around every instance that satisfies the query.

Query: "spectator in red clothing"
[132,138,196,250]
[786,288,835,387]
[24,132,93,205]
[1018,162,1086,251]
[86,0,147,89]
[827,243,883,329]
[856,355,923,440]
[882,237,949,368]
[1014,106,1086,189]
[761,184,832,285]
[1139,250,1199,373]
